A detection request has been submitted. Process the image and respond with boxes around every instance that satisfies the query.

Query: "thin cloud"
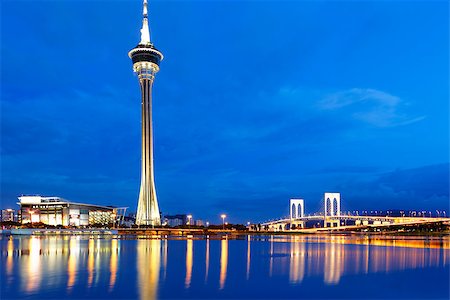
[319,88,426,127]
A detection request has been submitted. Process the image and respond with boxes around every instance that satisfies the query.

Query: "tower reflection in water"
[137,239,161,300]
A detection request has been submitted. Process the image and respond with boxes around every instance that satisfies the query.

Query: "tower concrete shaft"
[136,64,159,226]
[129,0,164,226]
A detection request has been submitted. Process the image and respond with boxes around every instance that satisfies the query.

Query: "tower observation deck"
[128,0,163,226]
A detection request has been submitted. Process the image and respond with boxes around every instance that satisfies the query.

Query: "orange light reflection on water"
[266,235,450,285]
[87,238,95,288]
[137,239,161,300]
[289,236,305,283]
[67,237,79,291]
[109,239,118,291]
[6,237,13,281]
[6,234,449,296]
[185,238,193,288]
[219,237,228,290]
[24,237,41,293]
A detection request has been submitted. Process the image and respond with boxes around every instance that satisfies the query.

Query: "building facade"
[1,209,17,222]
[18,196,118,227]
[163,214,187,227]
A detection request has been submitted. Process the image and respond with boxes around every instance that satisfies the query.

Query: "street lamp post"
[221,214,226,230]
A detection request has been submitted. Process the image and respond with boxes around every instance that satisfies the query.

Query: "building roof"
[18,195,126,211]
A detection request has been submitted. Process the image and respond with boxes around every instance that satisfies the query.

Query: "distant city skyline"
[1,1,448,223]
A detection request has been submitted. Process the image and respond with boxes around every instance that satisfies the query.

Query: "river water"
[1,235,449,299]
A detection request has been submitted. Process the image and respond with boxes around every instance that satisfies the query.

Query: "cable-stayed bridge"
[259,193,449,232]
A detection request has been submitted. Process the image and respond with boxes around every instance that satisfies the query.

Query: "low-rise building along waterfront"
[18,195,125,227]
[163,214,187,227]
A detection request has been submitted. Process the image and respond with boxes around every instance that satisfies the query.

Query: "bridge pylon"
[290,198,305,229]
[324,192,341,228]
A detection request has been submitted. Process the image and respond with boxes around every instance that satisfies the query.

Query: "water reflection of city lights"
[205,238,210,283]
[289,237,305,284]
[267,235,449,286]
[88,238,95,288]
[6,237,14,283]
[162,239,168,281]
[109,239,119,291]
[67,237,80,291]
[185,238,193,288]
[137,239,161,300]
[246,235,251,280]
[269,235,274,277]
[219,237,228,290]
[3,234,449,298]
[24,237,41,293]
[324,240,343,284]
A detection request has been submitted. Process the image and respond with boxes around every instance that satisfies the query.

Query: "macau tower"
[128,0,163,226]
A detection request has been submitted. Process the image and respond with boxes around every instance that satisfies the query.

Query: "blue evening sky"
[1,0,449,223]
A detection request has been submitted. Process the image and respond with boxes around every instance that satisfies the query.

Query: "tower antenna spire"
[143,0,148,17]
[140,0,151,45]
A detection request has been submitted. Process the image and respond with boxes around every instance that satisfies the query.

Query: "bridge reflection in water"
[284,235,449,285]
[2,235,449,299]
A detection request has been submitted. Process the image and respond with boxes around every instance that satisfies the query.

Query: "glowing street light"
[221,214,226,230]
[206,221,209,228]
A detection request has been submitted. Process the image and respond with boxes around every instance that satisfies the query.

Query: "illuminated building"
[163,214,187,227]
[128,0,163,226]
[1,209,17,222]
[18,195,121,226]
